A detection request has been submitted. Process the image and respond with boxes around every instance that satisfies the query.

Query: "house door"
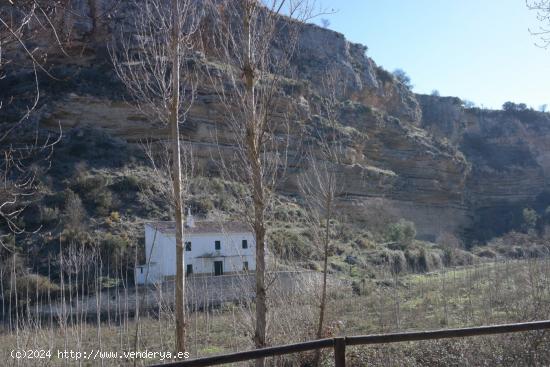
[214,261,223,276]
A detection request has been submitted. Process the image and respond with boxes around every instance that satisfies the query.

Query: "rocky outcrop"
[6,1,549,243]
[418,95,550,241]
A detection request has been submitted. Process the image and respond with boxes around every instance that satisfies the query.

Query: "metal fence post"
[334,337,346,367]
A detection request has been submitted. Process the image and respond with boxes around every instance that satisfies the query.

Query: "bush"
[522,208,538,233]
[189,196,214,216]
[43,191,68,208]
[41,206,59,226]
[91,189,113,216]
[387,250,406,274]
[376,67,394,84]
[100,233,130,265]
[436,232,462,249]
[392,68,413,89]
[71,173,114,216]
[386,219,417,245]
[354,237,374,249]
[405,247,443,273]
[111,174,141,193]
[268,228,317,261]
[503,101,528,112]
[109,211,121,222]
[509,246,525,259]
[476,248,497,259]
[525,245,549,258]
[443,248,475,266]
[63,189,86,230]
[61,228,93,246]
[13,274,60,301]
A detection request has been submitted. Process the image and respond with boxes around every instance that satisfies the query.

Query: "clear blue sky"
[318,0,550,109]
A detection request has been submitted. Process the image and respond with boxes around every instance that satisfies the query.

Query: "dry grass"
[1,259,550,366]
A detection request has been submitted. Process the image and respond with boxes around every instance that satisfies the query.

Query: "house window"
[243,261,249,271]
[186,264,193,275]
[215,240,221,250]
[185,241,192,251]
[140,267,143,274]
[242,240,248,249]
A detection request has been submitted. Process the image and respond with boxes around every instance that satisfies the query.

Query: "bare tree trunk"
[253,203,267,354]
[312,195,332,367]
[297,69,344,367]
[171,0,187,354]
[243,13,267,364]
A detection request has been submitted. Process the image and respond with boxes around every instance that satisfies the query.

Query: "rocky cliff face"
[3,0,548,243]
[418,95,550,241]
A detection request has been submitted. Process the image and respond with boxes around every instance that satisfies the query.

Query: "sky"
[318,0,550,110]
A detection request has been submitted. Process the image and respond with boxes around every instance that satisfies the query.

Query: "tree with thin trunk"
[0,1,62,251]
[205,1,315,363]
[528,0,550,47]
[110,0,200,353]
[298,69,346,366]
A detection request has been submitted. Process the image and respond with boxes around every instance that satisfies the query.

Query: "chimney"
[185,207,195,228]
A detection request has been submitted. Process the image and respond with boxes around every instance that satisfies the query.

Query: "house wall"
[135,225,170,284]
[185,232,256,275]
[134,263,161,284]
[139,224,256,284]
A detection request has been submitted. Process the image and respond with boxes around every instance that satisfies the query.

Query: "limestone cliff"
[3,0,547,243]
[418,95,550,241]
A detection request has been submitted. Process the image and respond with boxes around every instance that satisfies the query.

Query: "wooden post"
[334,337,346,367]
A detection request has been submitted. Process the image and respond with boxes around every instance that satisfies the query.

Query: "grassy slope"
[1,259,549,366]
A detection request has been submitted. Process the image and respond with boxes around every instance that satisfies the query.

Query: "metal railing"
[150,320,550,367]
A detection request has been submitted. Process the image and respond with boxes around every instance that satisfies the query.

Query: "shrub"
[375,67,394,84]
[387,250,406,274]
[91,189,113,216]
[13,274,60,301]
[61,228,93,246]
[525,245,549,258]
[41,206,59,226]
[354,237,374,249]
[443,248,475,266]
[405,247,443,273]
[109,211,121,222]
[475,248,497,259]
[503,101,528,112]
[111,174,141,192]
[189,196,214,216]
[392,68,413,89]
[44,191,68,208]
[522,208,538,233]
[268,228,316,261]
[509,246,525,259]
[73,174,107,195]
[386,219,417,245]
[63,189,86,230]
[71,173,114,216]
[215,195,232,212]
[100,233,130,265]
[436,232,462,249]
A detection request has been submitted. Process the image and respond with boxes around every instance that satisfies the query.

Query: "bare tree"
[205,1,316,362]
[110,0,200,353]
[298,69,345,366]
[0,1,62,251]
[528,0,550,47]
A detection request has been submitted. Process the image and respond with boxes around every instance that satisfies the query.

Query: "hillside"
[2,0,550,280]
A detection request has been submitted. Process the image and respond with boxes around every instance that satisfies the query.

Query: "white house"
[135,212,256,285]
